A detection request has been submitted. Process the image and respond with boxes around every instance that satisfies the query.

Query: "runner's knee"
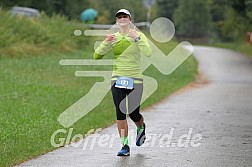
[129,111,142,122]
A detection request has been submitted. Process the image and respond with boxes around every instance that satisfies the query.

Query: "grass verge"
[210,42,252,58]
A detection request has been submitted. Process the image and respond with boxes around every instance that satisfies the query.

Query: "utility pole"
[142,0,156,31]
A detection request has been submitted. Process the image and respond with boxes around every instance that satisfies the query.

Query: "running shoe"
[117,145,130,156]
[136,123,146,146]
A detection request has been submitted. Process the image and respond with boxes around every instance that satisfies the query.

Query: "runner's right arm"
[94,33,115,59]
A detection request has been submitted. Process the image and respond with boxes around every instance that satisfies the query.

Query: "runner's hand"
[105,30,116,44]
[128,26,139,40]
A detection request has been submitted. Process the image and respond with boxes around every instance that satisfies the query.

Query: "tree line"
[0,0,251,42]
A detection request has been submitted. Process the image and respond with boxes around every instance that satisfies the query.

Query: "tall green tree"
[219,0,252,41]
[173,0,211,37]
[232,0,252,30]
[156,0,178,21]
[208,0,230,41]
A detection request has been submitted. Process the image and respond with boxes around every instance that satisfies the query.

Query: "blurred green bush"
[0,8,91,57]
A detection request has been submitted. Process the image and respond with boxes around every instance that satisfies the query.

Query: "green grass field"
[0,44,198,166]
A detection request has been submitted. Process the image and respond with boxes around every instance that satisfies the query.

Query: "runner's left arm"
[136,33,152,57]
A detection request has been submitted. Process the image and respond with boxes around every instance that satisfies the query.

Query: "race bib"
[115,76,134,89]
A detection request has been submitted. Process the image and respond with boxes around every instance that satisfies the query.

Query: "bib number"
[115,77,134,89]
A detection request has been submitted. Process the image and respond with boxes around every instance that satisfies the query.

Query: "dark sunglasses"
[116,15,129,19]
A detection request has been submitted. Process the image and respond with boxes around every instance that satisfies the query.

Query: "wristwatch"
[135,36,141,43]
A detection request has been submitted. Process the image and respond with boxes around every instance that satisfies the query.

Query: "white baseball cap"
[115,9,131,18]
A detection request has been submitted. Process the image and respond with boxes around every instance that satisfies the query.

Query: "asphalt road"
[18,46,252,167]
